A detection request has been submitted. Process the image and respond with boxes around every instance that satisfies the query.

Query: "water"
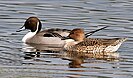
[0,0,133,78]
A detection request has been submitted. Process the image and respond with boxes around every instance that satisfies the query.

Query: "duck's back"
[65,38,127,53]
[38,28,71,37]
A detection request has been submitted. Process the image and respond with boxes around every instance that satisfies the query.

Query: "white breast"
[22,32,36,43]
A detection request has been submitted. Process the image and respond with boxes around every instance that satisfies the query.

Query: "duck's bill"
[16,25,26,32]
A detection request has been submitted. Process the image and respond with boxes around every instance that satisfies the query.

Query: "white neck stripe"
[22,21,40,42]
[35,21,39,33]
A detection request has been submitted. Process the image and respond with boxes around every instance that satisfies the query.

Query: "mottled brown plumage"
[64,29,127,53]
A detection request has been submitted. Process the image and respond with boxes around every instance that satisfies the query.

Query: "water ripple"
[0,0,132,78]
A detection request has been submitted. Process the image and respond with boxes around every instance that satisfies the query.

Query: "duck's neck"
[63,39,79,49]
[22,32,36,42]
[22,22,40,43]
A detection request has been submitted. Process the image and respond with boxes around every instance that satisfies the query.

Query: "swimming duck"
[17,16,108,45]
[64,28,127,53]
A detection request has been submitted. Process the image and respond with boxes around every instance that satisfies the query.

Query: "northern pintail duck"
[64,28,127,53]
[17,16,108,45]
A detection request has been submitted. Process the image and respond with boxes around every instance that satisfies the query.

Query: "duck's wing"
[77,38,127,46]
[38,28,70,37]
[45,28,70,36]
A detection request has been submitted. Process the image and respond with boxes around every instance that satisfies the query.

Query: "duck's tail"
[118,38,127,43]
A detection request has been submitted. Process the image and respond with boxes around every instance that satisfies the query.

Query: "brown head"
[24,17,42,33]
[68,28,85,41]
[17,17,42,33]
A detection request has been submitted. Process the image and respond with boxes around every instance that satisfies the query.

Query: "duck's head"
[68,28,85,42]
[17,17,42,33]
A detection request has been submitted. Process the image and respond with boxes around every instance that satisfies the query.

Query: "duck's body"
[18,17,108,45]
[17,17,71,45]
[64,38,127,52]
[64,28,127,52]
[22,28,70,45]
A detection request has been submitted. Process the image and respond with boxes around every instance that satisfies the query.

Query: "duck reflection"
[62,52,85,68]
[22,43,62,59]
[62,51,119,68]
[22,43,63,52]
[24,52,40,59]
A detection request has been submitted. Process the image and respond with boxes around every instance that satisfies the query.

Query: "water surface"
[0,0,133,78]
